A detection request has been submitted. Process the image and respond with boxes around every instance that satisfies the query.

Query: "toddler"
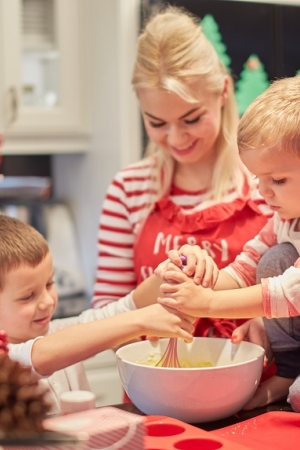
[157,75,300,411]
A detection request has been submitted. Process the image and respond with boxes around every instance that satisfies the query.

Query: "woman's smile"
[170,139,198,157]
[138,85,224,168]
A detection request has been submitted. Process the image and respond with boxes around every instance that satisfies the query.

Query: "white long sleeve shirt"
[8,294,136,414]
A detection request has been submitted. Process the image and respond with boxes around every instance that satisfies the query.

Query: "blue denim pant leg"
[256,242,300,378]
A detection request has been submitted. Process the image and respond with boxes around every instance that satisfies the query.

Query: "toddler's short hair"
[238,76,300,156]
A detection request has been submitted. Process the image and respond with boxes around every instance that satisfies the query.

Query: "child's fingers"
[157,296,178,309]
[168,247,198,277]
[146,335,159,341]
[166,262,183,272]
[231,329,243,344]
[167,250,183,267]
[162,270,186,284]
[174,315,195,340]
[154,259,170,277]
[197,260,218,287]
[179,250,198,277]
[178,330,193,343]
[202,265,219,288]
[168,246,218,283]
[212,265,219,288]
[174,246,217,286]
[231,320,251,344]
[175,310,195,327]
[160,281,182,295]
[182,318,195,335]
[155,260,183,278]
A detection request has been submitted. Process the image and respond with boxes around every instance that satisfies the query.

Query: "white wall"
[52,0,142,299]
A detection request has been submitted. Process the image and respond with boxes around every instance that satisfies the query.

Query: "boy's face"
[240,146,300,228]
[0,252,58,343]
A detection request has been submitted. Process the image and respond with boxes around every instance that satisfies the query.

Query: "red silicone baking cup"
[144,415,253,450]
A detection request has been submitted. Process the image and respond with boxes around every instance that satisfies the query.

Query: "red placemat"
[212,411,299,450]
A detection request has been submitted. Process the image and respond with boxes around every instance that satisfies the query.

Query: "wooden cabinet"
[0,0,89,154]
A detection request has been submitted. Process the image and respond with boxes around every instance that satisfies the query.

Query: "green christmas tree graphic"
[201,14,231,70]
[235,54,270,116]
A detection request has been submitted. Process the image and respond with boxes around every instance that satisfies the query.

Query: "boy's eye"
[47,281,55,289]
[185,115,200,125]
[272,178,286,185]
[21,293,34,301]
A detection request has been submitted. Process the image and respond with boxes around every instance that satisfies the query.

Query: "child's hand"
[157,271,212,318]
[144,303,195,342]
[231,318,273,368]
[167,245,219,287]
[154,258,182,279]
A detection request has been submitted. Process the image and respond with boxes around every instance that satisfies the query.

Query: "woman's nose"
[168,125,187,147]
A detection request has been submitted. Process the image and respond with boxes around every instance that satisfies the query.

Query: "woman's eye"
[185,115,200,125]
[149,121,165,128]
[272,178,286,185]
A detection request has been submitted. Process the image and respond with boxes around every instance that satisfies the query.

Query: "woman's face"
[138,81,227,167]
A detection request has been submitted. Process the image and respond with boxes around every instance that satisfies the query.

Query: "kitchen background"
[0,0,300,407]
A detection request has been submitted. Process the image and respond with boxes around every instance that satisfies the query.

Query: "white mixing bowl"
[116,337,264,423]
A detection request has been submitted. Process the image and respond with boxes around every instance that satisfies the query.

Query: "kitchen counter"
[113,398,294,431]
[112,400,298,450]
[0,400,294,449]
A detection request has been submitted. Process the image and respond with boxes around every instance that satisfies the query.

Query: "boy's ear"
[221,76,229,106]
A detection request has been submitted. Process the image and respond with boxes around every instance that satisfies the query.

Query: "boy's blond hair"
[238,76,300,155]
[132,6,245,206]
[0,215,49,290]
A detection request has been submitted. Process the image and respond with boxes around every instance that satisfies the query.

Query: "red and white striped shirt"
[223,214,300,318]
[92,157,271,311]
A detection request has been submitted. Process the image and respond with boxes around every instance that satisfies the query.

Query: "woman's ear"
[221,76,229,106]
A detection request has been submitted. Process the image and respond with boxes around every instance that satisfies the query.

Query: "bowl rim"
[116,337,265,371]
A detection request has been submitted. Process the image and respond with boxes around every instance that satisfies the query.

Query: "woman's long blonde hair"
[132,6,246,205]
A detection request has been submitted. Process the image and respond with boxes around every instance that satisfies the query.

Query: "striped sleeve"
[223,216,278,287]
[262,258,300,318]
[92,159,157,308]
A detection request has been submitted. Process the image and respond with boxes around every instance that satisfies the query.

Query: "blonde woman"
[92,6,271,339]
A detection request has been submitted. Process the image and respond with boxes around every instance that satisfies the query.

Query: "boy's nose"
[39,291,55,309]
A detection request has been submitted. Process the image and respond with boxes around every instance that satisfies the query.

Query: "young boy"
[156,75,300,411]
[0,215,194,414]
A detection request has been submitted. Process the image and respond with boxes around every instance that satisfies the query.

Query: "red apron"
[122,191,272,402]
[133,190,269,338]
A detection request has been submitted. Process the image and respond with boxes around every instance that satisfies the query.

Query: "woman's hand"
[167,245,219,287]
